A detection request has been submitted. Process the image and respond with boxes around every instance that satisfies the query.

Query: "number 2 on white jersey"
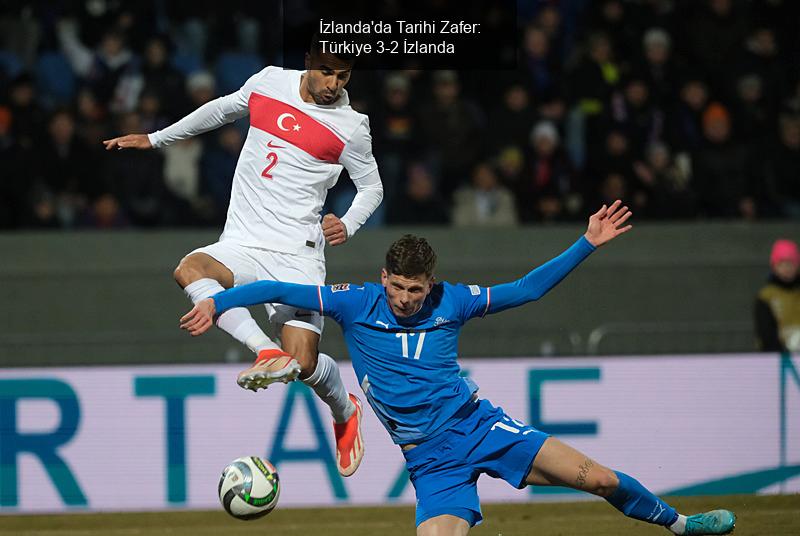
[261,152,278,179]
[396,331,426,359]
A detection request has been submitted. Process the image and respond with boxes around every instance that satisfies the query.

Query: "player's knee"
[174,256,202,288]
[590,467,619,497]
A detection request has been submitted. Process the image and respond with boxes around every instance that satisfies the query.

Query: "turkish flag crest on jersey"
[249,93,345,163]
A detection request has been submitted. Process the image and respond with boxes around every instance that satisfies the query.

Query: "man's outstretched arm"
[180,281,322,336]
[102,68,263,150]
[102,92,249,150]
[480,200,632,316]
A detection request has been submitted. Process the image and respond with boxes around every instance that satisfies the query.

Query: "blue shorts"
[402,398,549,527]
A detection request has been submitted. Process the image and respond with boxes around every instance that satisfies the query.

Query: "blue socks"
[606,471,679,527]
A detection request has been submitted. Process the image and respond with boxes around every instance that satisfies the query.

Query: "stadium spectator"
[683,0,748,95]
[489,82,537,155]
[56,19,137,112]
[387,162,449,225]
[81,193,129,229]
[6,73,43,151]
[667,78,710,153]
[452,162,518,227]
[27,185,60,229]
[564,31,620,170]
[372,73,417,214]
[692,102,754,219]
[101,112,165,227]
[587,0,638,61]
[588,128,638,193]
[610,76,663,156]
[637,28,682,109]
[596,172,629,212]
[635,142,696,219]
[536,93,567,124]
[74,87,111,148]
[417,70,484,198]
[137,89,170,134]
[761,114,800,219]
[754,239,800,352]
[496,146,525,187]
[533,5,566,63]
[38,109,97,227]
[516,121,577,223]
[181,71,216,117]
[730,74,774,144]
[565,32,619,121]
[163,137,208,226]
[129,36,186,121]
[201,125,243,224]
[728,27,786,107]
[521,25,560,99]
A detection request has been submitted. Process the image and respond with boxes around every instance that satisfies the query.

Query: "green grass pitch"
[2,495,797,535]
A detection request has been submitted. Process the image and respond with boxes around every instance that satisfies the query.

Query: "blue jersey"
[213,236,595,444]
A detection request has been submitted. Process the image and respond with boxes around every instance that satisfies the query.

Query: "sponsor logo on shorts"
[331,283,350,292]
[294,310,315,318]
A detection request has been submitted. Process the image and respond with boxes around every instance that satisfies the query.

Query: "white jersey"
[149,67,380,259]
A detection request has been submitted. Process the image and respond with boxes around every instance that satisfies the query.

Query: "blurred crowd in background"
[1,0,799,231]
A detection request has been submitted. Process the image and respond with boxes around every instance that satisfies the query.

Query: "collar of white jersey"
[294,69,351,108]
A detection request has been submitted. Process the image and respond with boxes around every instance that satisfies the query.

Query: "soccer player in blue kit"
[181,200,735,536]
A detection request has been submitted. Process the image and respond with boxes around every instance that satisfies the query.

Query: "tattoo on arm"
[575,459,594,489]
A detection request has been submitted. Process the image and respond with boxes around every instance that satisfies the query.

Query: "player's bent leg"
[417,515,470,536]
[280,324,320,379]
[527,438,676,527]
[282,328,354,423]
[525,437,618,495]
[281,326,362,476]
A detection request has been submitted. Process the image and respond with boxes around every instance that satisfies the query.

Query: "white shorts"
[190,241,326,335]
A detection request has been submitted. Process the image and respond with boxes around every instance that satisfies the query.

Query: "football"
[218,456,281,520]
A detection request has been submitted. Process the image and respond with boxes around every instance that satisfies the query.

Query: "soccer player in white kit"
[103,39,381,477]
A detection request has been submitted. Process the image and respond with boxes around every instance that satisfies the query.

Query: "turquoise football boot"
[684,509,736,535]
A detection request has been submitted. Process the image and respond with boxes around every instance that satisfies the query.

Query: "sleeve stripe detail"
[317,286,324,314]
[482,287,491,317]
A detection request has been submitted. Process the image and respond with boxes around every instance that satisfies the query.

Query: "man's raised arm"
[482,200,632,316]
[103,72,256,150]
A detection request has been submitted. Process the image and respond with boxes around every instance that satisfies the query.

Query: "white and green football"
[218,456,280,520]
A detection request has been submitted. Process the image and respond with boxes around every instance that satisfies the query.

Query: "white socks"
[183,278,279,354]
[303,353,355,423]
[669,514,687,535]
